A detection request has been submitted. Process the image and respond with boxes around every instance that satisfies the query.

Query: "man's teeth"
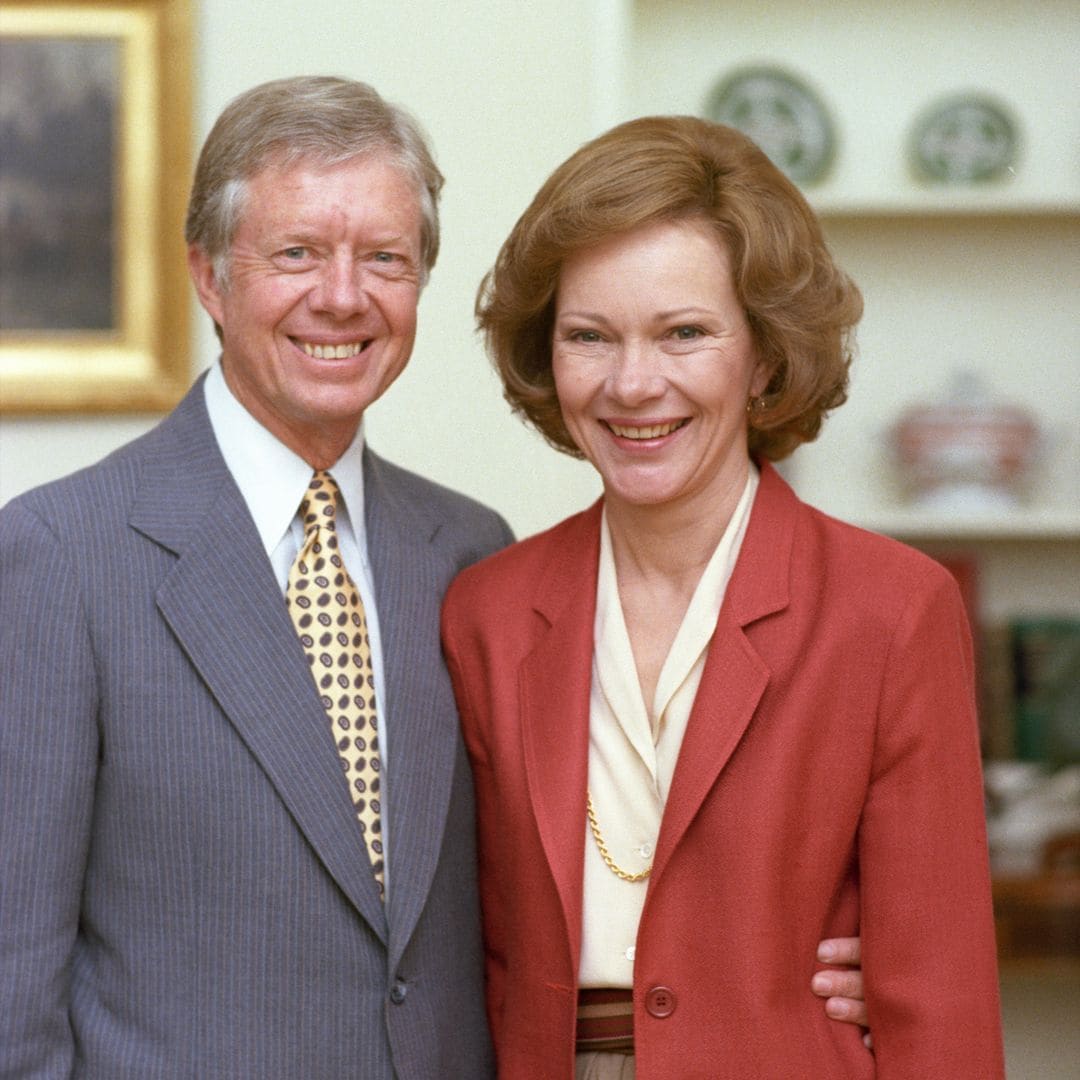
[301,341,365,359]
[609,421,684,439]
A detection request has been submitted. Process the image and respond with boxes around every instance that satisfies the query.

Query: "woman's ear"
[750,356,774,400]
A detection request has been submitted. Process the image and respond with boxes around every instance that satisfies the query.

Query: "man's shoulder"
[367,451,494,518]
[365,450,513,555]
[4,421,168,528]
[1,381,208,533]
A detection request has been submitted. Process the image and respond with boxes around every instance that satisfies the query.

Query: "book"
[1010,618,1080,766]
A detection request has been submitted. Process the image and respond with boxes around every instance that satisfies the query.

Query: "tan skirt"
[575,1051,636,1080]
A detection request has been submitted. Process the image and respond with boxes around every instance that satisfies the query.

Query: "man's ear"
[187,244,225,327]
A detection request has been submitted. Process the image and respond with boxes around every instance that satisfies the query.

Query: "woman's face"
[551,217,768,517]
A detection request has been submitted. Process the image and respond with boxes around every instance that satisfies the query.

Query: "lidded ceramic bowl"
[890,372,1040,509]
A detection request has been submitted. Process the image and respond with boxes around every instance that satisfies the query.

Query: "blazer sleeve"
[0,500,98,1077]
[858,564,1005,1078]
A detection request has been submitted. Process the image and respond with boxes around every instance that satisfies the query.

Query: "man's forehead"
[228,153,422,254]
[244,150,420,205]
[251,147,411,189]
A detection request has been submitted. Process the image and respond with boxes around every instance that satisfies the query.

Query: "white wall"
[0,0,603,537]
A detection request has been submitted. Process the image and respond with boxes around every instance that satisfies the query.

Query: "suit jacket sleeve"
[439,593,507,1049]
[1,500,97,1077]
[859,564,1004,1076]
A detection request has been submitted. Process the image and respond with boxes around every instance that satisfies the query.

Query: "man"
[1,75,509,1078]
[0,76,866,1077]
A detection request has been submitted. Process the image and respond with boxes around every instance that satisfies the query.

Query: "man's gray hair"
[184,75,444,286]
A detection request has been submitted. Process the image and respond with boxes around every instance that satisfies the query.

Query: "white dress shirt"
[203,362,393,884]
[578,466,759,987]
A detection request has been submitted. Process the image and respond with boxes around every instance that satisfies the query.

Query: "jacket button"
[389,979,407,1005]
[645,985,676,1018]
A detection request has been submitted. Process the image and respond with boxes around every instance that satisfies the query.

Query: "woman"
[442,117,1004,1078]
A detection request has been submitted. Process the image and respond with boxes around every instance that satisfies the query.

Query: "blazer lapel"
[511,470,797,942]
[129,385,388,940]
[363,451,465,963]
[519,506,601,967]
[651,609,770,883]
[651,463,796,885]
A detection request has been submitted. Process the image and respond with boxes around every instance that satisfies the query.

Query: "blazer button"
[645,985,676,1018]
[389,979,408,1005]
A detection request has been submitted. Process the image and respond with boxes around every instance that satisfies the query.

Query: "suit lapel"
[363,451,462,963]
[519,506,600,966]
[652,464,795,885]
[129,384,388,940]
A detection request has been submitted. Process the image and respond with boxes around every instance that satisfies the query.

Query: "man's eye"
[282,247,308,260]
[373,251,397,263]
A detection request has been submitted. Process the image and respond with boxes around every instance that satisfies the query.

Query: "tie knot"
[298,470,341,535]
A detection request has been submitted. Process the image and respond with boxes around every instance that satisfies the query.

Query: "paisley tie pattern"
[286,471,384,897]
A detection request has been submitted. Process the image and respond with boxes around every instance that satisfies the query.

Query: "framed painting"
[0,0,191,412]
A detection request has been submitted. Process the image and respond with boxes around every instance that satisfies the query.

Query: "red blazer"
[442,463,1004,1079]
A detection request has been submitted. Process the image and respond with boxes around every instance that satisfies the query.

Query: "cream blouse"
[578,466,760,987]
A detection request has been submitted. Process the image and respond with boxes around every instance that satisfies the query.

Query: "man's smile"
[296,339,371,358]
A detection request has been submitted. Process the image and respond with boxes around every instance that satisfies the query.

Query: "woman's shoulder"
[445,500,601,610]
[754,463,955,599]
[779,500,970,651]
[799,499,951,590]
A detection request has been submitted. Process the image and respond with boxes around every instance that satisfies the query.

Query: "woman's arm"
[859,567,1004,1077]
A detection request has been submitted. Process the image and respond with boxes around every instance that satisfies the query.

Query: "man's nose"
[310,257,371,317]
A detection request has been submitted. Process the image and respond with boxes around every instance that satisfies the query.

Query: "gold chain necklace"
[586,791,651,883]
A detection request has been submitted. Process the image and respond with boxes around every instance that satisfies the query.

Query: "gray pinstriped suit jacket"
[0,377,510,1078]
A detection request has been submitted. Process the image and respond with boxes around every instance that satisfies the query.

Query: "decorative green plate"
[704,65,835,186]
[910,93,1019,184]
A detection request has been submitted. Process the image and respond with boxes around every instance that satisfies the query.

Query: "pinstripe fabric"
[0,375,510,1078]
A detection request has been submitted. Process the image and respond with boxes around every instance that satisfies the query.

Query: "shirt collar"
[203,360,367,557]
[596,463,760,726]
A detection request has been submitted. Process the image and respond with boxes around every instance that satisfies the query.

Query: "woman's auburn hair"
[475,115,863,461]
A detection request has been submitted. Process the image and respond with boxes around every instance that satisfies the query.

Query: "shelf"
[853,508,1080,543]
[812,194,1080,220]
[619,0,1080,218]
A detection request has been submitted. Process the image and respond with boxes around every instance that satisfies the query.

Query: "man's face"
[188,154,424,463]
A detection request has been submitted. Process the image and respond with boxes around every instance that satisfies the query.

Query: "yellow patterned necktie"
[286,471,385,898]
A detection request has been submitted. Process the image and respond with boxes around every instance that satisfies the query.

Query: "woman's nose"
[608,341,663,403]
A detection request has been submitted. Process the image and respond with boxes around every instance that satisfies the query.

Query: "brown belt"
[575,987,634,1055]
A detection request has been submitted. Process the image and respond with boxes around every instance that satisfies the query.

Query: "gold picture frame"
[0,0,191,412]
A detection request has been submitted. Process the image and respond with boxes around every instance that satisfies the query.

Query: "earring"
[746,395,767,416]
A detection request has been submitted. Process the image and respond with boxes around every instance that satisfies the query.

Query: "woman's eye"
[571,330,602,343]
[673,325,703,340]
